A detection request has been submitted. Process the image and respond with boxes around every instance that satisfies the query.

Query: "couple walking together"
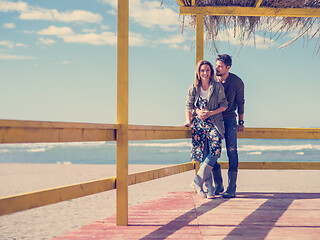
[184,54,245,199]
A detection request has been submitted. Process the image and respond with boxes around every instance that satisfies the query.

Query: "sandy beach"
[1,163,320,240]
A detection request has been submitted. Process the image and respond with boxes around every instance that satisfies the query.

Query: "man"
[213,54,245,198]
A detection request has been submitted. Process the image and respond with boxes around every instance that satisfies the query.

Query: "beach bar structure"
[0,0,320,230]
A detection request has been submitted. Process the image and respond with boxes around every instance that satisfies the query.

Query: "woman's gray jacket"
[185,80,228,138]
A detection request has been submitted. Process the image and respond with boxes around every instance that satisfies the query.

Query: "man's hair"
[216,54,232,67]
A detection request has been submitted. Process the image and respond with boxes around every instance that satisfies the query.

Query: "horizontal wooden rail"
[1,120,320,143]
[179,6,320,18]
[0,177,116,216]
[0,120,118,143]
[237,128,320,139]
[128,125,191,140]
[1,160,319,216]
[128,162,196,185]
[0,162,196,216]
[219,161,320,170]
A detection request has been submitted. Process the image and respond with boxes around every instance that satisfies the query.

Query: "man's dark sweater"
[221,73,245,120]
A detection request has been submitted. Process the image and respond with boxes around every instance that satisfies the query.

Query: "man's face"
[215,60,230,77]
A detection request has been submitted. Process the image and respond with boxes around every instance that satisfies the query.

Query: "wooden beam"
[0,162,196,216]
[0,120,117,143]
[128,125,191,140]
[237,127,320,139]
[196,14,204,64]
[128,162,195,185]
[0,177,116,216]
[117,0,129,226]
[219,161,320,170]
[254,0,263,8]
[1,121,320,143]
[0,119,118,129]
[180,6,320,18]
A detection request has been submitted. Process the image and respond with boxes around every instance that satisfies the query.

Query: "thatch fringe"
[178,0,320,54]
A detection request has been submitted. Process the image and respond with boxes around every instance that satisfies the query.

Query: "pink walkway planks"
[53,192,320,239]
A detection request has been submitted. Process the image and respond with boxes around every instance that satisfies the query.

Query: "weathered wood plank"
[180,6,320,18]
[0,177,116,216]
[237,128,320,139]
[0,162,196,216]
[1,120,319,143]
[219,161,320,170]
[128,162,195,185]
[0,119,118,129]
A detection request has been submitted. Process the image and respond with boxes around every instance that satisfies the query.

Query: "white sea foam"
[0,141,107,148]
[247,152,262,155]
[0,149,9,153]
[27,148,46,153]
[238,144,320,152]
[129,142,191,148]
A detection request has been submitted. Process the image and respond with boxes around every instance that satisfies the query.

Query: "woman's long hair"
[194,60,214,87]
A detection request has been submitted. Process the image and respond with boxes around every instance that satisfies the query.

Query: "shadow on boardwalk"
[54,192,320,240]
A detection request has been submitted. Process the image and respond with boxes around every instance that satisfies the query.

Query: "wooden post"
[116,0,129,226]
[196,14,204,64]
[194,161,200,175]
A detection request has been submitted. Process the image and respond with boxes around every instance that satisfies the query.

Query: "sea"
[0,139,319,165]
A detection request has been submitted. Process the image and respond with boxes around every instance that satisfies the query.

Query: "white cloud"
[0,40,15,48]
[155,33,193,50]
[20,9,102,23]
[37,25,149,47]
[107,9,116,15]
[15,42,27,48]
[0,1,28,12]
[101,25,110,30]
[0,40,26,48]
[101,0,179,31]
[0,54,35,60]
[82,28,97,33]
[3,22,16,29]
[129,32,149,46]
[63,32,117,45]
[0,0,102,23]
[38,25,74,36]
[38,37,56,45]
[182,45,190,51]
[38,26,116,45]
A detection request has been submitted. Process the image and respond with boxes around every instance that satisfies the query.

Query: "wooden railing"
[0,119,320,217]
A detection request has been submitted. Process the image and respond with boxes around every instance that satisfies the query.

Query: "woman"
[184,60,228,199]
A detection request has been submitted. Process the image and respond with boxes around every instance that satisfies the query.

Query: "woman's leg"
[204,126,222,198]
[191,161,214,198]
[203,154,218,199]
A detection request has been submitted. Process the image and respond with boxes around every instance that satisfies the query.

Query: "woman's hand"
[182,122,191,128]
[196,107,212,121]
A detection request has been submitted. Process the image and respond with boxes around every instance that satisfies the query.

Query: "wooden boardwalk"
[53,192,320,240]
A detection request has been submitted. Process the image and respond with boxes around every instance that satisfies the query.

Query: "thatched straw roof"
[177,0,320,54]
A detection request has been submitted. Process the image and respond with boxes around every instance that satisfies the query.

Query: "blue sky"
[1,0,319,128]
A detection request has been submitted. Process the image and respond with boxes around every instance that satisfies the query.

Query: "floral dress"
[191,96,222,162]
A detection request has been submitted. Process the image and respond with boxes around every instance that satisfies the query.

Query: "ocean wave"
[0,149,9,153]
[246,152,262,155]
[56,161,72,164]
[0,141,108,149]
[27,148,46,153]
[129,142,191,148]
[238,144,320,152]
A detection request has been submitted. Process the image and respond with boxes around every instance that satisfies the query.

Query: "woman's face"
[199,64,211,82]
